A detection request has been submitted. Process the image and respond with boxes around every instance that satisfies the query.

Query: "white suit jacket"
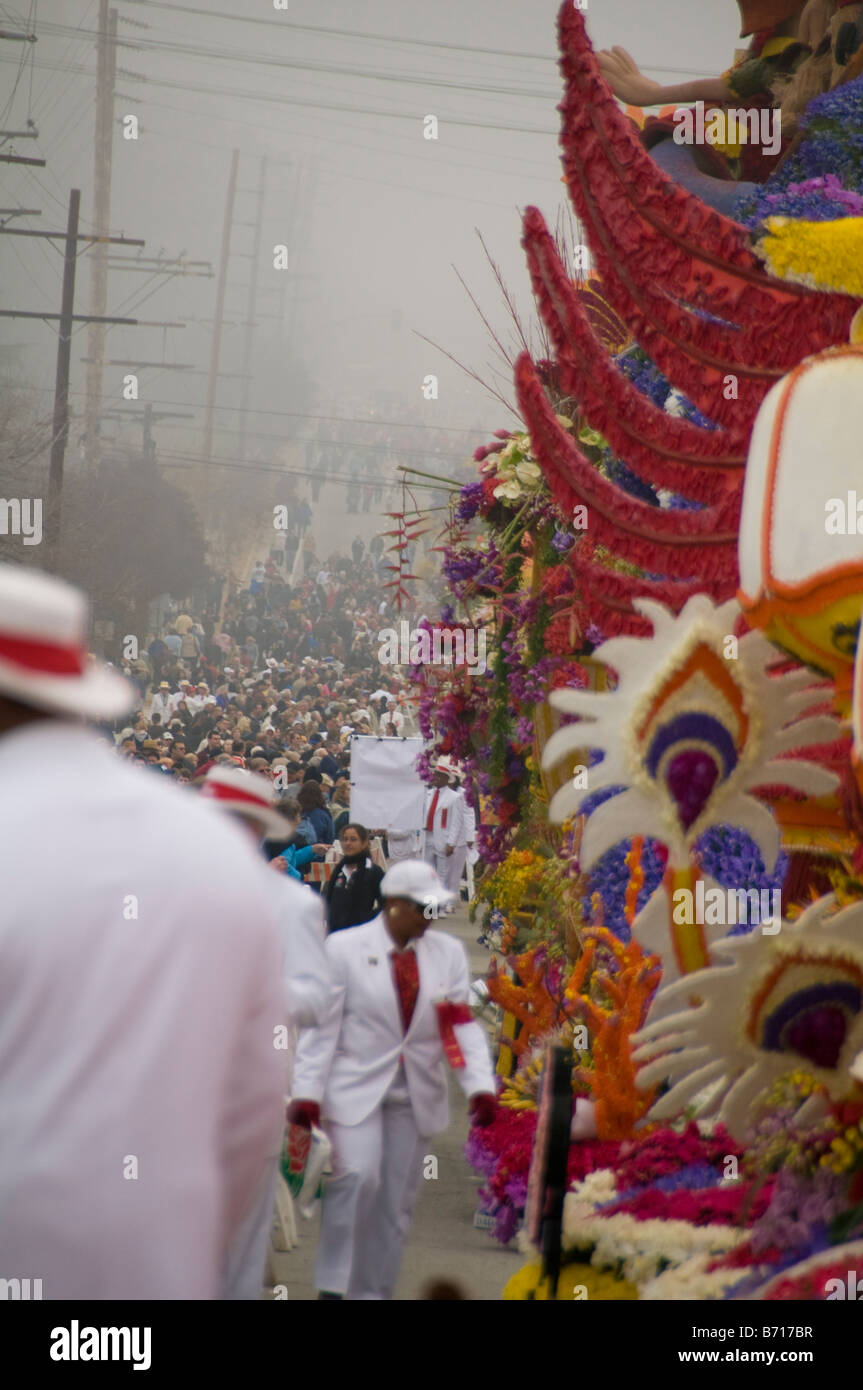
[271,874,331,1029]
[422,784,464,854]
[292,914,495,1137]
[0,721,288,1301]
[452,791,476,848]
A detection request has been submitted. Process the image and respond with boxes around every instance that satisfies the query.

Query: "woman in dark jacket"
[296,778,335,845]
[323,823,384,934]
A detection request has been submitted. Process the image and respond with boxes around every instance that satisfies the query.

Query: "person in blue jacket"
[270,798,328,880]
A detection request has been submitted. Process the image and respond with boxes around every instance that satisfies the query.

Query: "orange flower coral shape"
[487,948,569,1057]
[568,928,662,1139]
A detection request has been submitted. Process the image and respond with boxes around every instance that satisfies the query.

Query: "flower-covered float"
[414,2,863,1299]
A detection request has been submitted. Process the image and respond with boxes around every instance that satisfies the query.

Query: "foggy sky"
[0,0,740,470]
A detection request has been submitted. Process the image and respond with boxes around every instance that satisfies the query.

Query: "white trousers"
[223,1157,279,1300]
[440,844,468,895]
[315,1101,426,1299]
[423,838,448,881]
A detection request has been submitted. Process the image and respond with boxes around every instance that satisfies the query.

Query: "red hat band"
[0,630,85,676]
[200,781,272,814]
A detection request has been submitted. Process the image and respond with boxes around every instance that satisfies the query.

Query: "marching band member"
[289,859,497,1300]
[198,763,333,1299]
[421,758,465,882]
[0,565,287,1300]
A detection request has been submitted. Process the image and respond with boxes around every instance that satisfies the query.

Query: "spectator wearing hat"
[0,563,288,1300]
[150,681,174,723]
[289,859,497,1300]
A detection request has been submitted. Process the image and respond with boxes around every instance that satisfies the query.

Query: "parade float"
[414,0,863,1298]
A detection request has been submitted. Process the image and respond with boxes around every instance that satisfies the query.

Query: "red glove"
[469,1093,497,1128]
[286,1099,321,1129]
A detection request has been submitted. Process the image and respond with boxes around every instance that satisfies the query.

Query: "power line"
[37,19,562,99]
[111,0,717,75]
[0,54,558,134]
[8,385,484,434]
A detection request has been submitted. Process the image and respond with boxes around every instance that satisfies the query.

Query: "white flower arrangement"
[481,432,545,502]
[641,1253,752,1301]
[561,1208,746,1286]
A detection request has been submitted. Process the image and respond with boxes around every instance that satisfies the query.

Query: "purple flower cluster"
[737,79,863,221]
[584,835,667,940]
[694,824,788,936]
[750,1167,848,1258]
[551,529,575,553]
[737,173,863,230]
[456,481,486,523]
[442,548,489,588]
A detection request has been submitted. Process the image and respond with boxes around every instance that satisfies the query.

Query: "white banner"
[349,735,426,832]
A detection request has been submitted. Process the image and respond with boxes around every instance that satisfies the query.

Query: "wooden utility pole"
[46,190,81,559]
[203,147,239,464]
[84,0,118,472]
[0,197,147,563]
[238,155,266,462]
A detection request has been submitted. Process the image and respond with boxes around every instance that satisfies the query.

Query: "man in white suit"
[440,767,476,898]
[199,763,333,1299]
[290,859,497,1300]
[0,565,288,1300]
[421,758,464,882]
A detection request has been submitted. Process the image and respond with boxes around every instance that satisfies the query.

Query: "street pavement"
[269,903,520,1301]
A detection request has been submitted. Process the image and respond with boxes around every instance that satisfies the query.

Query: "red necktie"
[391,949,420,1033]
[426,789,440,832]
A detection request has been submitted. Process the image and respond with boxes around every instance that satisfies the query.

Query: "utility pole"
[202,147,239,464]
[46,190,80,560]
[238,155,266,462]
[84,0,118,473]
[0,194,147,563]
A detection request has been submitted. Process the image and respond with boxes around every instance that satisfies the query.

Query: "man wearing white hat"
[289,859,497,1299]
[441,765,475,899]
[0,563,287,1300]
[199,764,333,1299]
[149,679,174,723]
[421,759,465,883]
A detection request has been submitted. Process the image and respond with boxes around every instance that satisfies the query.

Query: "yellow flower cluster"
[479,849,543,916]
[500,1051,545,1111]
[756,216,863,298]
[820,1125,863,1175]
[503,1259,638,1301]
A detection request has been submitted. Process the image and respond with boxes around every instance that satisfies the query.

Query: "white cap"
[380,859,455,912]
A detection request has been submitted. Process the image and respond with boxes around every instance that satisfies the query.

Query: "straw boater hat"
[0,564,133,719]
[199,764,288,838]
[434,756,460,782]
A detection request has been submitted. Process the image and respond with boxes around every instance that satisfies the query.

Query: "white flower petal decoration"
[542,595,840,979]
[631,895,863,1137]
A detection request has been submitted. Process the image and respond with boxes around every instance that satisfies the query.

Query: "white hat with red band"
[199,764,288,838]
[434,756,461,782]
[0,563,134,719]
